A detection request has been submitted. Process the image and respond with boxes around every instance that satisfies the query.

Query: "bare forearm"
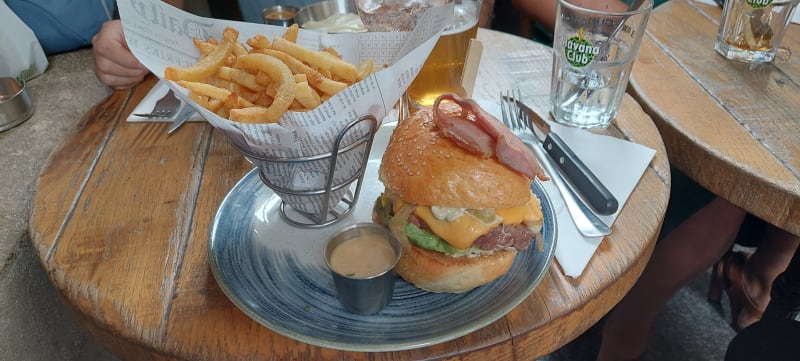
[512,0,633,32]
[512,0,558,31]
[163,0,184,9]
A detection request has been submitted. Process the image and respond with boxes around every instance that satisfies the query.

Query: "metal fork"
[134,89,180,118]
[500,90,611,237]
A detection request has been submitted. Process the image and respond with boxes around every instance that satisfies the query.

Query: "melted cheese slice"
[413,206,501,249]
[410,193,542,250]
[496,194,543,226]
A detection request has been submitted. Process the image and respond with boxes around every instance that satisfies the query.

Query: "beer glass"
[405,0,480,109]
[715,0,800,63]
[356,0,477,109]
[355,0,449,31]
[550,0,653,129]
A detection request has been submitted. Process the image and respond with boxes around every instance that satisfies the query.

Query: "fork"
[500,91,611,237]
[134,89,180,118]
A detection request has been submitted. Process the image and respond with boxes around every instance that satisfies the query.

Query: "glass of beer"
[405,0,480,109]
[715,0,800,63]
[355,0,449,31]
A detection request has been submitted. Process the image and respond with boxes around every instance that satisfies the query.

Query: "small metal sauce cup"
[0,77,34,132]
[262,5,299,27]
[324,223,402,315]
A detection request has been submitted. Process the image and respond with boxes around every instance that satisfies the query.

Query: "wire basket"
[231,115,379,228]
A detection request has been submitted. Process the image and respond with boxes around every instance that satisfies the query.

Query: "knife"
[509,97,619,215]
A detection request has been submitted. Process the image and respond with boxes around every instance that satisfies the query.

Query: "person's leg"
[738,227,800,328]
[596,197,747,361]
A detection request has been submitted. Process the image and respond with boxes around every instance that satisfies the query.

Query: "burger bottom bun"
[395,244,518,293]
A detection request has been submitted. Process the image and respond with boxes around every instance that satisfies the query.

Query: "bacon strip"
[434,102,495,157]
[433,93,547,180]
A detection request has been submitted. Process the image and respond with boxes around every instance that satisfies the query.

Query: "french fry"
[254,48,348,95]
[295,82,322,109]
[271,37,359,83]
[167,25,373,124]
[254,71,272,87]
[177,80,255,107]
[179,80,231,100]
[233,42,249,57]
[189,91,224,112]
[165,27,238,82]
[217,66,265,91]
[193,38,217,56]
[229,106,274,123]
[246,34,271,50]
[253,92,274,107]
[207,98,224,112]
[282,24,299,43]
[321,46,340,58]
[224,92,252,109]
[234,54,296,123]
[264,81,278,98]
[357,59,375,80]
[237,88,260,103]
[293,73,308,83]
[289,101,304,111]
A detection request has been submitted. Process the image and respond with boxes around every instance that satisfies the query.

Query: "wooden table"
[29,29,669,360]
[629,0,800,237]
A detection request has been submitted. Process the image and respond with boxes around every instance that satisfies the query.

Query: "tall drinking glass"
[550,0,653,129]
[356,0,475,111]
[715,0,800,63]
[356,0,449,31]
[406,0,480,109]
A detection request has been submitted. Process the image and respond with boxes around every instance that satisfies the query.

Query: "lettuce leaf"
[405,223,458,254]
[374,196,458,255]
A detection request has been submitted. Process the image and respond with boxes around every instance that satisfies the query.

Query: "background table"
[29,29,669,360]
[629,0,800,237]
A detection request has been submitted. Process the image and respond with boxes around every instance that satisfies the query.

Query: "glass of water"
[550,0,653,129]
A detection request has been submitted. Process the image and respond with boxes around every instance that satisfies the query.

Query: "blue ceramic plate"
[208,122,557,352]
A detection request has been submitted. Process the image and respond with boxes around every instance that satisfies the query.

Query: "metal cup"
[262,5,299,26]
[324,223,402,315]
[0,77,34,132]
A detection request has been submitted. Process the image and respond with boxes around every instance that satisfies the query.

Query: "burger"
[373,93,547,293]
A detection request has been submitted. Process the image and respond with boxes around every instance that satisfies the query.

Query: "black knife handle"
[542,133,619,215]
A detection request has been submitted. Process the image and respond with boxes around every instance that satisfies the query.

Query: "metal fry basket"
[232,115,379,228]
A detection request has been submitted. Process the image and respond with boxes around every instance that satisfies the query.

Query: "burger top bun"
[379,103,532,210]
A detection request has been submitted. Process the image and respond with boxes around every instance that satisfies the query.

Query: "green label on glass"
[564,29,599,68]
[747,0,773,9]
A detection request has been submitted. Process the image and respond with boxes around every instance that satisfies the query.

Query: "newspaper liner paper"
[118,0,452,215]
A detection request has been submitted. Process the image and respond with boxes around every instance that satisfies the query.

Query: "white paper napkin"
[127,80,205,123]
[693,0,800,23]
[544,122,655,278]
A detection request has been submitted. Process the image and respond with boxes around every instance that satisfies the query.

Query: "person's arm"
[512,0,558,31]
[92,0,184,89]
[511,0,632,32]
[92,20,149,89]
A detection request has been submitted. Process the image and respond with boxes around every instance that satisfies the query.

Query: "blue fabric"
[6,0,116,54]
[237,0,321,23]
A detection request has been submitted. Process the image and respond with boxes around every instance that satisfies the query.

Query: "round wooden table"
[29,29,669,360]
[629,0,800,237]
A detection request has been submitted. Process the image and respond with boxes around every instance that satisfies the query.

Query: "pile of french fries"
[164,25,376,124]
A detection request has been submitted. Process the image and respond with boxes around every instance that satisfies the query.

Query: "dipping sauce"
[262,5,298,26]
[329,233,397,278]
[264,9,295,20]
[301,13,366,33]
